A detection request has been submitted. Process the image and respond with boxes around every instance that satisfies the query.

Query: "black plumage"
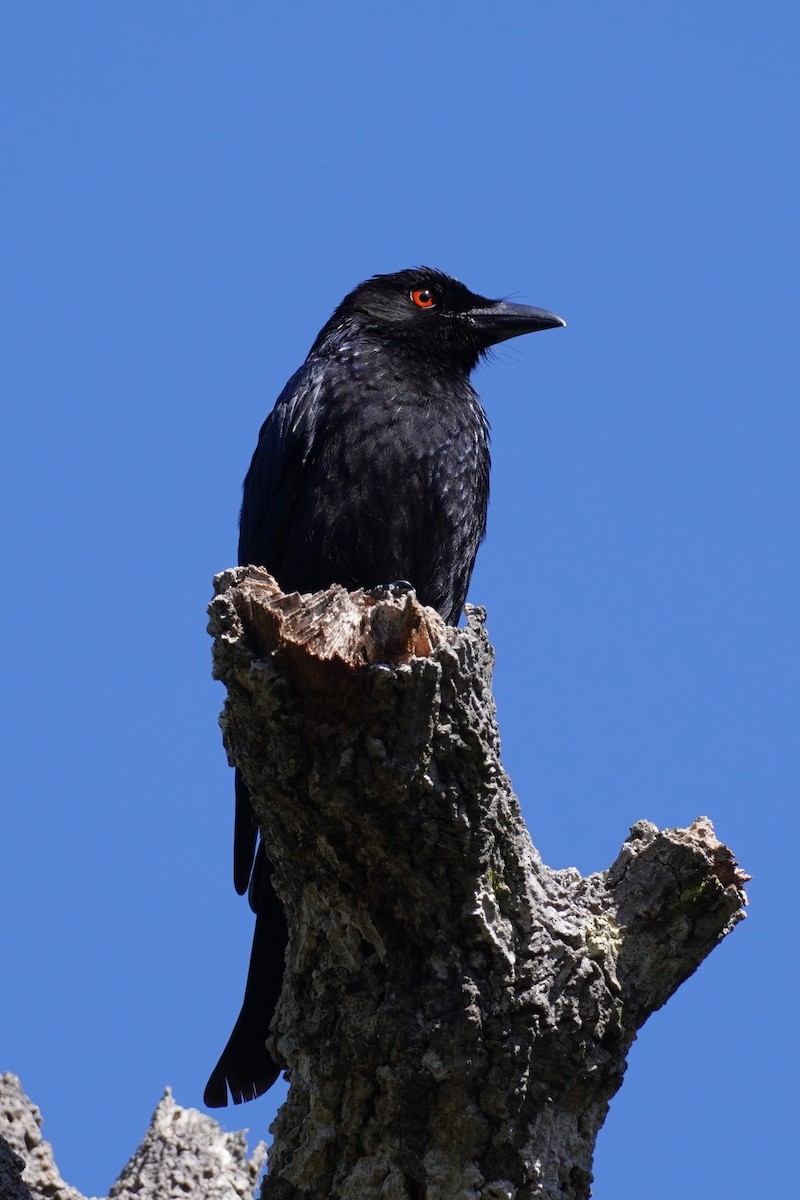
[204,267,564,1106]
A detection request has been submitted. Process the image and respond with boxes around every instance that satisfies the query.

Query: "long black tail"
[204,844,288,1107]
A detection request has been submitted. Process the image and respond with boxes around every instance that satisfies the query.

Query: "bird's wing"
[238,359,324,573]
[233,360,325,896]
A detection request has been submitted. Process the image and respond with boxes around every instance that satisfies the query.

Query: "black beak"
[466,299,566,346]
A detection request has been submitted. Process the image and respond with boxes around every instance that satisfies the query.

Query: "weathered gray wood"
[0,1074,265,1200]
[1,571,746,1200]
[209,567,748,1200]
[0,1072,88,1200]
[108,1090,265,1200]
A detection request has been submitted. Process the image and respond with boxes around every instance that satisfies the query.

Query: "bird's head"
[313,267,565,374]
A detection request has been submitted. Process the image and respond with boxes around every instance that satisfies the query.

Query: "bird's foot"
[368,580,416,604]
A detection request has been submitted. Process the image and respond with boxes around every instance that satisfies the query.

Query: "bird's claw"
[369,580,416,603]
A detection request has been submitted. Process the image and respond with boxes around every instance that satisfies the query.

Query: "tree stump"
[209,567,748,1200]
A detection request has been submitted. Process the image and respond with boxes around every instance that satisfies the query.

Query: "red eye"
[411,288,436,309]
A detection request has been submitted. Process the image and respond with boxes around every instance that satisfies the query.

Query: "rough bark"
[1,569,747,1200]
[0,1074,265,1200]
[209,567,748,1200]
[0,1073,90,1200]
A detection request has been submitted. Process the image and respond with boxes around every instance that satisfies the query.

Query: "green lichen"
[670,877,718,916]
[585,914,623,961]
[487,866,510,901]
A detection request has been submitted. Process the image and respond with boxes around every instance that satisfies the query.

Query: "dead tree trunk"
[0,1075,266,1200]
[211,566,748,1200]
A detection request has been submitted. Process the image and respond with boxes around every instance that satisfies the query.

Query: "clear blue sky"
[1,4,797,1196]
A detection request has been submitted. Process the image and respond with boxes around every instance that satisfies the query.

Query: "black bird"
[204,267,564,1106]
